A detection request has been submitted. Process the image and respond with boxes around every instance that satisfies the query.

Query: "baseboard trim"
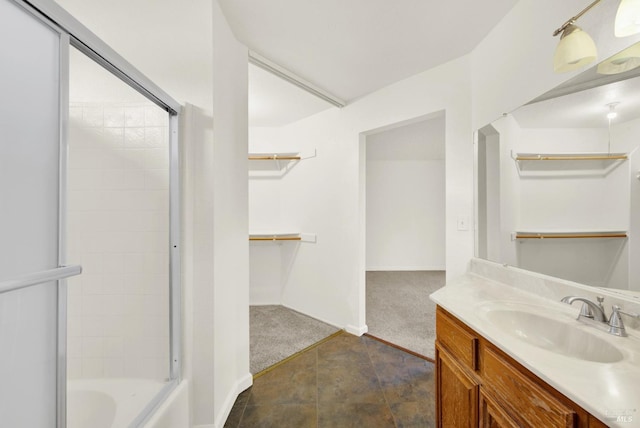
[249,291,282,306]
[249,301,282,306]
[366,266,445,272]
[237,372,253,392]
[345,324,368,336]
[213,372,253,428]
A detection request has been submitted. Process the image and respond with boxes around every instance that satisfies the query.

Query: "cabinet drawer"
[483,347,576,428]
[436,307,478,370]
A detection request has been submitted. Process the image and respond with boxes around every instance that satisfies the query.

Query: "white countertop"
[430,272,640,428]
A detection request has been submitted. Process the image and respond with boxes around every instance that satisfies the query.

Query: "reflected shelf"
[512,151,628,176]
[512,230,628,241]
[249,231,317,243]
[248,153,301,161]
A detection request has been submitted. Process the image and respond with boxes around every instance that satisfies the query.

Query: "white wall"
[247,126,313,305]
[269,56,473,333]
[610,116,640,291]
[247,127,284,304]
[365,117,445,271]
[485,132,502,261]
[476,128,501,262]
[211,1,252,427]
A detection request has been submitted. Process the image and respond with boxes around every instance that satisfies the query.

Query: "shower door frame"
[11,1,184,426]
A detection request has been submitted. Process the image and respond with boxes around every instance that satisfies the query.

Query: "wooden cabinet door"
[480,389,519,428]
[482,347,576,428]
[436,344,479,428]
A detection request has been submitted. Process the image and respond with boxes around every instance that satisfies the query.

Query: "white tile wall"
[67,102,170,380]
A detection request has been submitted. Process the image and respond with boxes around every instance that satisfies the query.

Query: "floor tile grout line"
[363,336,399,428]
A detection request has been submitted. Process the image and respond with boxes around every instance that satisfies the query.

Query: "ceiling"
[249,64,334,127]
[55,0,519,127]
[219,0,518,103]
[511,73,640,129]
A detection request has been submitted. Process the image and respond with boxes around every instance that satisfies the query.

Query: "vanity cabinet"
[437,345,479,427]
[435,306,608,428]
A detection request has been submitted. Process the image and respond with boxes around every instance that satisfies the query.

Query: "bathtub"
[67,379,167,428]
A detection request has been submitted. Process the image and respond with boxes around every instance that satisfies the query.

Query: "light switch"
[457,216,469,231]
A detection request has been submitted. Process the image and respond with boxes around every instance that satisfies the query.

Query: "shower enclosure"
[0,0,181,426]
[66,47,178,427]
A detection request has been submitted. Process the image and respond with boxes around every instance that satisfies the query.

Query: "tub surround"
[431,258,640,427]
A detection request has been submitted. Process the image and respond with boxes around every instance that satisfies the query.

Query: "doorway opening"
[362,113,446,360]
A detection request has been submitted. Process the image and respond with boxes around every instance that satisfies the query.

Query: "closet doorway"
[247,62,338,374]
[363,114,446,360]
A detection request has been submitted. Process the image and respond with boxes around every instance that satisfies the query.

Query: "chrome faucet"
[561,296,640,337]
[608,305,640,337]
[560,296,608,322]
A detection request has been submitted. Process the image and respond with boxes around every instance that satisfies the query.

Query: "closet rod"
[515,233,627,239]
[249,236,302,241]
[516,155,627,161]
[248,155,301,161]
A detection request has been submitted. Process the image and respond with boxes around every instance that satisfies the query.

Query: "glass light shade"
[553,25,597,73]
[615,0,640,37]
[597,42,640,74]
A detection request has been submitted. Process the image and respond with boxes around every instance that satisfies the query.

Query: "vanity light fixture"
[553,0,600,73]
[615,0,640,37]
[554,0,640,73]
[597,41,640,74]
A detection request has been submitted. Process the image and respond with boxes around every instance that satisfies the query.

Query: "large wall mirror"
[476,41,640,297]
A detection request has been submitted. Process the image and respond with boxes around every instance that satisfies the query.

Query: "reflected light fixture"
[553,0,600,73]
[607,102,619,120]
[597,41,640,74]
[615,0,640,37]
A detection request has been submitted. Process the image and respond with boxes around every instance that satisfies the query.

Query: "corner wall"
[275,56,473,332]
[365,117,446,271]
[211,1,252,426]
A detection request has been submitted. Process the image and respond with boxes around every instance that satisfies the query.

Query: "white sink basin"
[485,308,624,363]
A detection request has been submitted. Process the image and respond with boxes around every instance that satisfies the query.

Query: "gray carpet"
[250,305,340,374]
[366,271,445,360]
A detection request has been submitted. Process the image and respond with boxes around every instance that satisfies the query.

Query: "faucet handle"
[612,305,640,319]
[608,305,640,337]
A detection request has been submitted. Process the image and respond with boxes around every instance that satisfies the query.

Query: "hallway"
[225,332,435,427]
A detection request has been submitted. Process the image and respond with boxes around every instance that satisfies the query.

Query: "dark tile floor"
[224,332,436,428]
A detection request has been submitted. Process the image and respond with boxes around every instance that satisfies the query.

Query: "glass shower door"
[0,0,78,426]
